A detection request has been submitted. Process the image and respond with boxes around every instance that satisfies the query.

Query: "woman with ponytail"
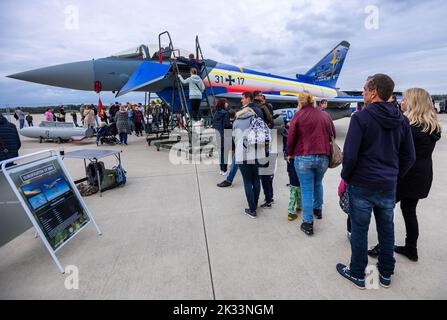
[287,91,336,236]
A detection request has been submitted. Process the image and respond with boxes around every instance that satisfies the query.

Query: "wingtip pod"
[339,41,350,48]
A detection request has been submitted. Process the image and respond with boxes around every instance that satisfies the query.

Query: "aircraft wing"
[215,92,364,104]
[116,61,171,97]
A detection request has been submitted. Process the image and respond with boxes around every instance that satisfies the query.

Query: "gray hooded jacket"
[179,74,205,100]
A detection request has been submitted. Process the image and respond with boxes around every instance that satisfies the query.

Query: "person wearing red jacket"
[287,90,335,236]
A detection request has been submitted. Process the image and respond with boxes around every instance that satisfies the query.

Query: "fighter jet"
[44,178,62,190]
[7,33,362,121]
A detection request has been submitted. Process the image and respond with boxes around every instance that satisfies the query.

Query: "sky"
[0,0,446,107]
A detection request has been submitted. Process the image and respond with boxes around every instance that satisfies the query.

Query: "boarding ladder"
[195,35,216,121]
[155,31,214,157]
[158,31,191,133]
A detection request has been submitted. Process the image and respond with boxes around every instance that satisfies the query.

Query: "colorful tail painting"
[297,41,350,88]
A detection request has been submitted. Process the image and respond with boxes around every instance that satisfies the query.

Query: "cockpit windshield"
[110,44,193,60]
[110,45,149,59]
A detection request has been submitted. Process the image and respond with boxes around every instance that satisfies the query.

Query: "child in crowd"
[281,120,302,220]
[96,122,108,143]
[26,113,33,127]
[146,112,153,134]
[259,152,277,209]
[338,179,351,240]
[287,157,302,221]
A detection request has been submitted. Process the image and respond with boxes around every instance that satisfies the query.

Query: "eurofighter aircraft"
[8,32,362,123]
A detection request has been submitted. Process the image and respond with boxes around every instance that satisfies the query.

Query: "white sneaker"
[219,171,225,175]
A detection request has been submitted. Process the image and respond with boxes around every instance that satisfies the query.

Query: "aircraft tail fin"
[296,41,350,88]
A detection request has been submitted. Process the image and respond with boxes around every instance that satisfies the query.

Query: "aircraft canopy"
[111,45,193,60]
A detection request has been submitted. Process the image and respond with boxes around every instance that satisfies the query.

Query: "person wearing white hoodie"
[178,68,205,121]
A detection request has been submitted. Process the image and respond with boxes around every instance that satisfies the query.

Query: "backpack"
[101,169,118,191]
[247,116,271,145]
[114,165,127,186]
[86,161,105,186]
[13,112,19,120]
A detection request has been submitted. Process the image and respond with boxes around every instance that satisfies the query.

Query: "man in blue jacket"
[336,74,416,289]
[0,113,21,168]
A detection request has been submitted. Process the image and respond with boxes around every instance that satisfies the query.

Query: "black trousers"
[219,144,228,172]
[135,122,143,135]
[190,99,201,121]
[397,196,420,249]
[260,175,274,203]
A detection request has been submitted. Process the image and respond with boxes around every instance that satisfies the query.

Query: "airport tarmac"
[1,114,447,300]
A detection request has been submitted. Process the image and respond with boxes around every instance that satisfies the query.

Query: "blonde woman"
[287,90,335,235]
[369,88,441,262]
[83,105,96,128]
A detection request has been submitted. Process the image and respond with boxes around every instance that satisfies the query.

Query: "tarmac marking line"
[194,163,216,300]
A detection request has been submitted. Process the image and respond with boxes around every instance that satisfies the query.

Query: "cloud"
[0,0,446,107]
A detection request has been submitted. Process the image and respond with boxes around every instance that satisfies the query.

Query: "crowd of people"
[11,101,173,146]
[105,101,172,145]
[1,72,443,290]
[212,73,442,290]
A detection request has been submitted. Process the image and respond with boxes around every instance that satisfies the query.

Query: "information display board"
[8,158,90,251]
[1,150,101,273]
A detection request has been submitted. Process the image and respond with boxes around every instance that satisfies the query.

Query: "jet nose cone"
[7,60,95,90]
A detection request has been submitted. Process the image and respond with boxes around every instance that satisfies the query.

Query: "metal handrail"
[195,35,216,119]
[158,31,191,134]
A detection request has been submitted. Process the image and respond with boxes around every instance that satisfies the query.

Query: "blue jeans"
[226,154,238,184]
[294,155,329,223]
[348,184,396,279]
[238,164,260,212]
[19,119,25,129]
[119,132,128,144]
[128,119,135,133]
